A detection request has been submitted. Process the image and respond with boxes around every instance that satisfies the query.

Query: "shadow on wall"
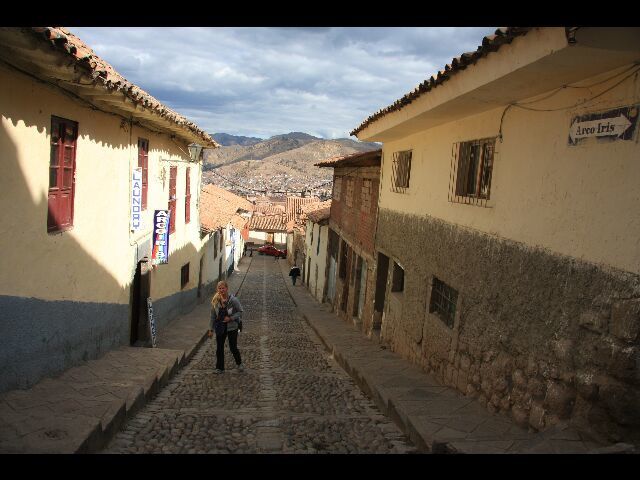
[0,111,203,393]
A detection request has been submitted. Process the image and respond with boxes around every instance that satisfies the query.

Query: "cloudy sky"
[70,27,496,140]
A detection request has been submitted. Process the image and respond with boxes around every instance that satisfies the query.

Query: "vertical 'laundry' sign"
[151,210,170,265]
[131,168,143,231]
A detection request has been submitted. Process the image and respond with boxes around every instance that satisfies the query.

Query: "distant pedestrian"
[289,265,301,285]
[243,244,247,256]
[208,280,244,374]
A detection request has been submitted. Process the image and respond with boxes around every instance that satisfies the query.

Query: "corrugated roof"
[315,149,382,168]
[200,184,253,233]
[0,27,218,148]
[350,27,533,137]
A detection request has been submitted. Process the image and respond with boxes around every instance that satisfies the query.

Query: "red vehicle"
[258,245,287,258]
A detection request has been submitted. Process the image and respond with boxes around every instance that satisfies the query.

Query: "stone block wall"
[376,209,640,443]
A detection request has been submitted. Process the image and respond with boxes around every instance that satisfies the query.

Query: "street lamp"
[188,143,203,161]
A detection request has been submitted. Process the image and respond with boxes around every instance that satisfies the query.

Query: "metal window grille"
[429,277,458,328]
[391,150,412,193]
[449,138,495,207]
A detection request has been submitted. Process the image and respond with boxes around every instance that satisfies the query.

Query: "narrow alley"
[102,255,417,454]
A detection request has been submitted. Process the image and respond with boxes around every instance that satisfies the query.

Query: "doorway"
[130,259,151,345]
[373,252,389,330]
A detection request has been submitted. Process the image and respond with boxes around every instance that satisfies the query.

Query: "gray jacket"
[209,295,244,332]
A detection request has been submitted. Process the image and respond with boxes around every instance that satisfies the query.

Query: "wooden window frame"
[391,150,412,193]
[137,138,149,210]
[449,137,496,207]
[169,166,177,234]
[48,116,78,233]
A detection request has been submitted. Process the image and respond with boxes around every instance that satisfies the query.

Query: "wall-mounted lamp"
[188,143,203,161]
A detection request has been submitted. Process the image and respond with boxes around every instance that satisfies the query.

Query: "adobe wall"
[377,208,640,442]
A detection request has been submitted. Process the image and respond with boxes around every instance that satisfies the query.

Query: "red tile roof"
[285,196,320,223]
[350,27,534,137]
[315,149,382,168]
[306,201,332,223]
[0,27,217,148]
[249,214,287,232]
[200,184,253,232]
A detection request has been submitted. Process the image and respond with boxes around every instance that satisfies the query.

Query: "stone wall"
[376,209,640,443]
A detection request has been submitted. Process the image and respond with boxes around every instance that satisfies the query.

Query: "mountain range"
[202,132,380,196]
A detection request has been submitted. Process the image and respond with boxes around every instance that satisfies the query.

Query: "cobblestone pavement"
[102,256,417,454]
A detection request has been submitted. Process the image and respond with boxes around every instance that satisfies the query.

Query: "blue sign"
[152,210,170,265]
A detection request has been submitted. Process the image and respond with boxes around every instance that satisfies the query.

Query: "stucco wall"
[378,64,640,275]
[377,209,640,441]
[0,64,205,391]
[305,221,329,303]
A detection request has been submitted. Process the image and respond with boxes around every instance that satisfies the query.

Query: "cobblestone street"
[102,256,417,454]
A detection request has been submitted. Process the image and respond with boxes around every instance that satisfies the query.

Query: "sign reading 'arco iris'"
[151,209,170,265]
[569,105,638,145]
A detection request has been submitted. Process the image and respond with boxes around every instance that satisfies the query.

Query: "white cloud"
[70,26,496,139]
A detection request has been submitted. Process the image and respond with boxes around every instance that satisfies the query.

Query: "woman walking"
[208,280,244,374]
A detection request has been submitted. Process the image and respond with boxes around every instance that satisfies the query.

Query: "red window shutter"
[169,166,177,234]
[185,167,191,224]
[48,116,77,233]
[138,138,149,210]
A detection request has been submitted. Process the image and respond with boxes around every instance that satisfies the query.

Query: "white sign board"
[131,168,143,231]
[147,297,157,348]
[569,106,638,145]
[570,115,632,142]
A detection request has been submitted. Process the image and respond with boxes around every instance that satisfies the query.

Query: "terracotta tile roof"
[315,149,382,168]
[285,196,320,223]
[249,214,287,232]
[350,27,533,137]
[306,201,332,223]
[200,184,253,233]
[253,204,285,215]
[0,27,218,148]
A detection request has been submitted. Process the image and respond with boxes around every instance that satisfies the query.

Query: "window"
[391,261,404,292]
[391,150,411,193]
[361,179,372,213]
[137,138,148,210]
[48,116,78,233]
[429,277,458,328]
[450,137,495,207]
[181,263,190,289]
[185,167,191,224]
[316,227,321,256]
[345,178,354,207]
[333,176,342,201]
[213,231,219,257]
[169,166,177,234]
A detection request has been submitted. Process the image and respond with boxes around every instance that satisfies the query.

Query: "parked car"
[258,245,287,258]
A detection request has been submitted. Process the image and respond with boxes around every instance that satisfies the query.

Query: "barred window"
[391,150,412,193]
[449,138,495,207]
[333,176,342,201]
[429,277,458,328]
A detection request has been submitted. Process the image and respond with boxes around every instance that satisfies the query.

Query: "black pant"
[216,329,241,370]
[292,275,298,285]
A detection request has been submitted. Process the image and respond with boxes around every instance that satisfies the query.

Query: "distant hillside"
[211,133,263,147]
[202,132,380,196]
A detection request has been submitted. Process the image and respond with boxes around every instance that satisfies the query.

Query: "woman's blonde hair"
[211,280,229,308]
